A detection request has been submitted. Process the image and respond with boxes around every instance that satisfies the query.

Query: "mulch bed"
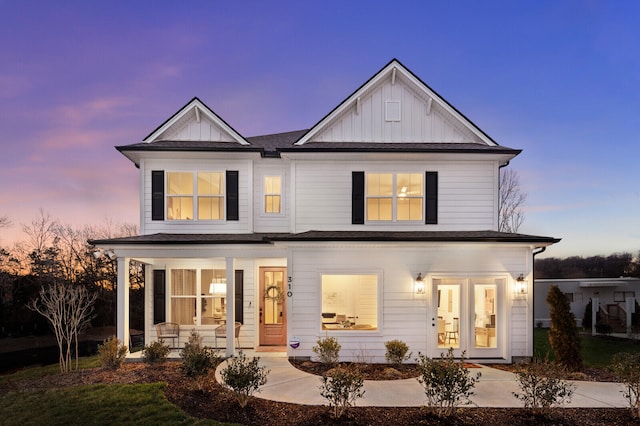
[1,361,637,425]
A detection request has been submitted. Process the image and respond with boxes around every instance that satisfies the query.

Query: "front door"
[259,267,286,346]
[433,279,465,357]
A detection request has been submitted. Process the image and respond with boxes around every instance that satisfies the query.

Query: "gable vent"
[385,101,401,122]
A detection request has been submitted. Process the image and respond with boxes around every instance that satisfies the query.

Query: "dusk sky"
[1,1,639,258]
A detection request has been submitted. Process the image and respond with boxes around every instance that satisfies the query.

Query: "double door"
[432,278,504,358]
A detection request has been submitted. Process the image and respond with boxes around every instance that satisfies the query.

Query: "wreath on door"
[265,284,284,302]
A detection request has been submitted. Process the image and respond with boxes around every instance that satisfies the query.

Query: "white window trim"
[365,172,424,223]
[317,270,383,335]
[261,174,285,217]
[165,170,226,222]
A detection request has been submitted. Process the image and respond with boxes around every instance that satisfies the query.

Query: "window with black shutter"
[425,171,438,224]
[226,170,239,221]
[151,171,164,221]
[352,171,365,224]
[153,270,166,324]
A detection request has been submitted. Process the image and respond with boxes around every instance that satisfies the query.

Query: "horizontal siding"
[141,159,251,234]
[288,244,531,362]
[294,160,497,232]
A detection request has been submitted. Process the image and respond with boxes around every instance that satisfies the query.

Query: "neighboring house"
[534,277,640,330]
[91,59,559,363]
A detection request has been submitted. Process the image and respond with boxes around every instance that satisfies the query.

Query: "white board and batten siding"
[311,77,481,144]
[292,160,498,233]
[287,243,533,362]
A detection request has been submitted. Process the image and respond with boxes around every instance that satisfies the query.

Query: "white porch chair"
[156,322,180,348]
[214,322,241,348]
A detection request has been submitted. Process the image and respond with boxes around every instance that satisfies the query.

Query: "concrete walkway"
[215,354,629,408]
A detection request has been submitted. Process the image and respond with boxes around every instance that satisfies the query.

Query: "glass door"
[468,278,503,358]
[433,279,465,356]
[259,267,287,346]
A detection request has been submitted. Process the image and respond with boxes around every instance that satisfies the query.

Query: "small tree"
[142,340,170,365]
[546,285,583,372]
[220,351,269,408]
[610,352,640,418]
[415,348,481,417]
[28,282,97,373]
[319,366,365,418]
[512,357,575,415]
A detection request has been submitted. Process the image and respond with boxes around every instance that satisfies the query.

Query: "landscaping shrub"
[384,339,411,365]
[312,335,341,364]
[142,340,170,365]
[512,357,575,415]
[415,348,481,417]
[319,365,365,418]
[610,352,640,418]
[546,285,583,372]
[180,330,220,390]
[220,351,269,408]
[97,336,128,370]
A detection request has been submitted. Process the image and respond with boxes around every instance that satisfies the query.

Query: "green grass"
[534,328,640,368]
[0,382,222,425]
[0,355,101,385]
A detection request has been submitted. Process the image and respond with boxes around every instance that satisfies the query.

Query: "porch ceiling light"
[515,274,527,295]
[415,272,425,294]
[210,282,226,295]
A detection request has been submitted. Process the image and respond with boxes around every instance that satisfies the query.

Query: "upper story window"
[366,173,423,221]
[166,172,224,221]
[264,175,282,214]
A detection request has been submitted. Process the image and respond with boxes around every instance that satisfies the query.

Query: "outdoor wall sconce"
[515,273,527,295]
[415,272,425,294]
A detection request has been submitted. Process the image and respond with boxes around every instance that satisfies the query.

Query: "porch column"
[591,297,599,336]
[225,257,236,357]
[116,257,131,351]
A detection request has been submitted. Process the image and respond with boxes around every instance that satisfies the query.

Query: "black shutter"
[426,171,438,224]
[226,170,239,221]
[234,270,244,324]
[151,170,165,221]
[352,171,365,224]
[153,270,166,324]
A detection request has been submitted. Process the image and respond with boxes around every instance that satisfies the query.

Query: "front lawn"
[534,327,640,368]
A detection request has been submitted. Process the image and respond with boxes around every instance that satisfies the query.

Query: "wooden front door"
[259,267,287,346]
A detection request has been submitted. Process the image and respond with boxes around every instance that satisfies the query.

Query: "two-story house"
[91,59,559,363]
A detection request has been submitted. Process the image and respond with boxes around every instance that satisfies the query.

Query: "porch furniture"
[445,317,459,344]
[156,322,180,348]
[215,322,241,348]
[437,319,446,344]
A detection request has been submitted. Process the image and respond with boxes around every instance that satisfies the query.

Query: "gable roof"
[142,97,249,145]
[295,59,498,146]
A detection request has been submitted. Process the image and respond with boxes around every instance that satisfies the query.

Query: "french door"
[432,277,504,358]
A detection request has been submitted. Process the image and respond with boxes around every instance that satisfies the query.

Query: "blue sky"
[0,0,639,258]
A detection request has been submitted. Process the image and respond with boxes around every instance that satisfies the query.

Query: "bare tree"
[499,168,526,233]
[28,282,97,372]
[0,215,10,229]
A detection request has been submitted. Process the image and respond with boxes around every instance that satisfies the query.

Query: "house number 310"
[287,276,293,297]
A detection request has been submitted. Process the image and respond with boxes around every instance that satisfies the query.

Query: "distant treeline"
[535,252,640,279]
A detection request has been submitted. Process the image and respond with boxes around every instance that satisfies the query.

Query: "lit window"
[166,172,225,221]
[366,173,423,221]
[167,172,194,220]
[170,268,227,326]
[197,172,224,220]
[264,176,282,214]
[320,274,378,331]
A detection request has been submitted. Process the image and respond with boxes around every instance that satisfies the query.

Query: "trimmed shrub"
[220,351,269,408]
[610,352,640,418]
[142,340,170,365]
[512,357,575,415]
[312,336,341,364]
[415,348,481,417]
[320,365,365,418]
[384,339,411,365]
[97,336,128,370]
[180,330,220,390]
[546,285,583,372]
